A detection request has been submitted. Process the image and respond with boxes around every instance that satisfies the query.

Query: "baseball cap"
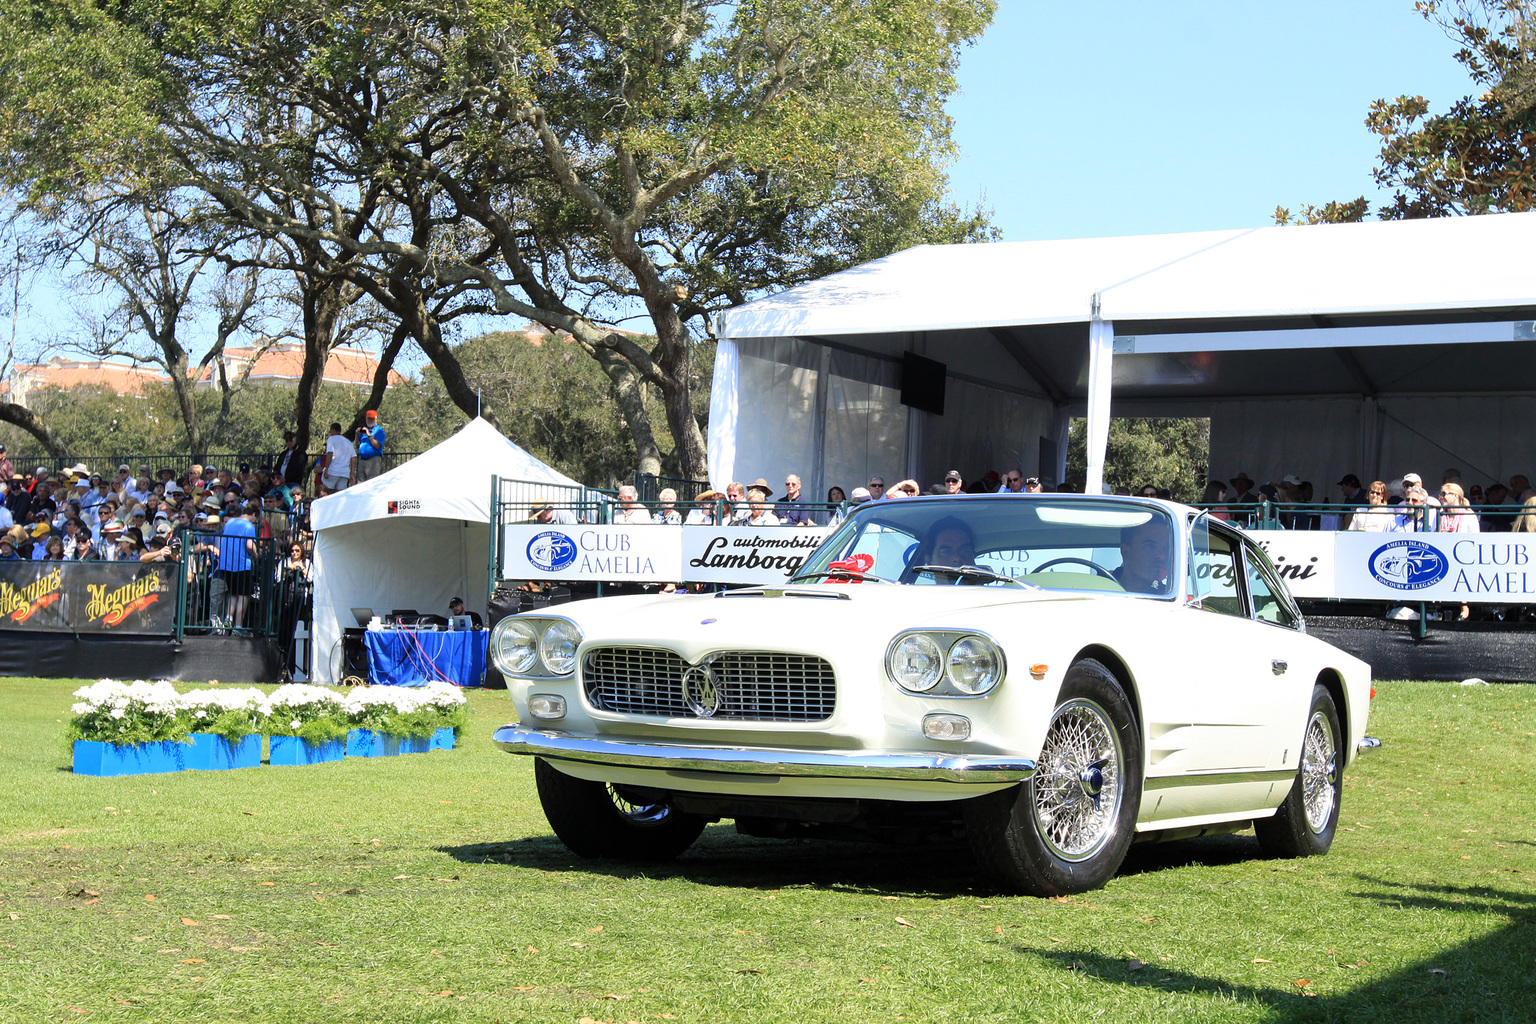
[1403,472,1423,485]
[944,470,961,482]
[1281,474,1302,487]
[365,409,378,419]
[1337,474,1361,488]
[851,487,872,503]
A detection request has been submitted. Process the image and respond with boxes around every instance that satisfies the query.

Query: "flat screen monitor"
[350,607,374,627]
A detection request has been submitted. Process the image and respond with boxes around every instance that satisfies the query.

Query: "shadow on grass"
[1015,880,1536,1022]
[439,823,990,898]
[441,825,1288,899]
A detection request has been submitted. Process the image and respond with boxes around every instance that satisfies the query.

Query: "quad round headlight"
[537,619,583,676]
[492,618,540,675]
[947,635,1004,695]
[888,633,945,693]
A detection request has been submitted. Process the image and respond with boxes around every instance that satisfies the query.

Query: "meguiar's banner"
[0,561,177,634]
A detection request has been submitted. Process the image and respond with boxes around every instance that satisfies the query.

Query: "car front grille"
[582,647,836,722]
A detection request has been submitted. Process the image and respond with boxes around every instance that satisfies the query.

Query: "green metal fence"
[172,527,311,674]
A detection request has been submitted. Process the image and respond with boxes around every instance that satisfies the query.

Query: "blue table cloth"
[364,628,487,687]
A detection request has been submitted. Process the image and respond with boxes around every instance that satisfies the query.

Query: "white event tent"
[708,212,1536,499]
[308,417,584,683]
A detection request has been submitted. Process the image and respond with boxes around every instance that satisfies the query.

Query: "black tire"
[534,758,706,861]
[1255,684,1342,858]
[963,658,1143,896]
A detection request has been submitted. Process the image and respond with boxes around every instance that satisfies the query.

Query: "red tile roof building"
[4,344,402,403]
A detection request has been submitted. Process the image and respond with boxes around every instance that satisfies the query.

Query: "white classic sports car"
[491,495,1372,895]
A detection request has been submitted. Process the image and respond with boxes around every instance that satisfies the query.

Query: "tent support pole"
[1085,311,1115,493]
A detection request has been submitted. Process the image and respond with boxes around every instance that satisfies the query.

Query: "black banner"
[0,561,176,635]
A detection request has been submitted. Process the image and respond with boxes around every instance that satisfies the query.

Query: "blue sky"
[944,0,1474,241]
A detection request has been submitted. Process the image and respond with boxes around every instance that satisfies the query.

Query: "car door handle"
[1271,659,1288,675]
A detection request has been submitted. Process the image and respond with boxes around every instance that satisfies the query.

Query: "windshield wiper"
[910,564,1037,588]
[789,568,892,584]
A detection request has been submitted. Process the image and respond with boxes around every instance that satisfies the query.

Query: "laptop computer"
[350,607,374,628]
[448,615,473,631]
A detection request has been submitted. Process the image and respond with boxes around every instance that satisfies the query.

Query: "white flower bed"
[69,679,468,744]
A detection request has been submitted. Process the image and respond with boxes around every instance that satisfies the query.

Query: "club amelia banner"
[0,561,177,634]
[1263,531,1536,603]
[501,525,832,585]
[500,523,1536,602]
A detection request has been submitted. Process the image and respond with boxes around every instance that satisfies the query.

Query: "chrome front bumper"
[492,725,1036,784]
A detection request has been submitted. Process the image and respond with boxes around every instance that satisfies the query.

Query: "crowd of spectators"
[1184,467,1535,534]
[0,438,317,663]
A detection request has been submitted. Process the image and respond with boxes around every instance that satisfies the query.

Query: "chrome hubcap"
[1300,710,1338,831]
[1032,699,1122,861]
[607,785,673,826]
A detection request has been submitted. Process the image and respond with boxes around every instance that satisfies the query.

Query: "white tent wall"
[1375,396,1536,487]
[919,376,1055,486]
[719,336,1057,495]
[310,517,490,684]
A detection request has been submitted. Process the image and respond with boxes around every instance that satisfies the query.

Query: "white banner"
[501,525,682,582]
[500,524,831,585]
[499,524,1536,602]
[681,526,832,584]
[1261,531,1536,602]
[1248,532,1336,599]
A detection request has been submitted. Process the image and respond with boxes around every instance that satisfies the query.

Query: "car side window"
[1194,529,1245,618]
[1245,546,1300,629]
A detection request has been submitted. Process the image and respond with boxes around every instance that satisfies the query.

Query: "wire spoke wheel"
[1031,698,1122,862]
[1256,683,1344,859]
[608,785,677,827]
[1300,708,1339,832]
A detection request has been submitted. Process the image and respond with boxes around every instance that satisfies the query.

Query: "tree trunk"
[293,275,343,460]
[0,403,68,458]
[163,347,205,456]
[406,297,499,430]
[351,323,409,434]
[591,347,662,478]
[646,301,709,482]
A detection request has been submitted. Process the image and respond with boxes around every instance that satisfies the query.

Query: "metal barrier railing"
[172,527,311,673]
[1195,501,1533,531]
[634,474,711,504]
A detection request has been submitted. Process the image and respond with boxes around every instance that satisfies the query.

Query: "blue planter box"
[73,740,186,777]
[429,727,456,752]
[185,733,262,771]
[401,734,431,754]
[345,729,401,758]
[269,735,345,766]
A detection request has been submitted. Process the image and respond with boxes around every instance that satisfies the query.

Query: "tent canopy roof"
[713,212,1536,403]
[311,417,583,532]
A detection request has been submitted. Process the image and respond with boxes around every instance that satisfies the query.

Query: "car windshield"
[793,496,1177,596]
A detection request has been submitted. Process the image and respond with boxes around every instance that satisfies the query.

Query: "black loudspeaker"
[900,351,946,415]
[340,628,370,683]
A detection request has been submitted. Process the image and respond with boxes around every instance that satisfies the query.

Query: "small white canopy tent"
[710,212,1536,498]
[308,417,584,683]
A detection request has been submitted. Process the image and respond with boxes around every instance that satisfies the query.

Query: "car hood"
[532,584,1118,659]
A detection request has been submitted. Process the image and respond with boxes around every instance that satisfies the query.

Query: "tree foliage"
[1066,417,1210,504]
[1276,0,1536,223]
[0,0,997,481]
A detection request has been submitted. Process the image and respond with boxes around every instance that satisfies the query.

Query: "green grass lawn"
[1,678,1532,1024]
